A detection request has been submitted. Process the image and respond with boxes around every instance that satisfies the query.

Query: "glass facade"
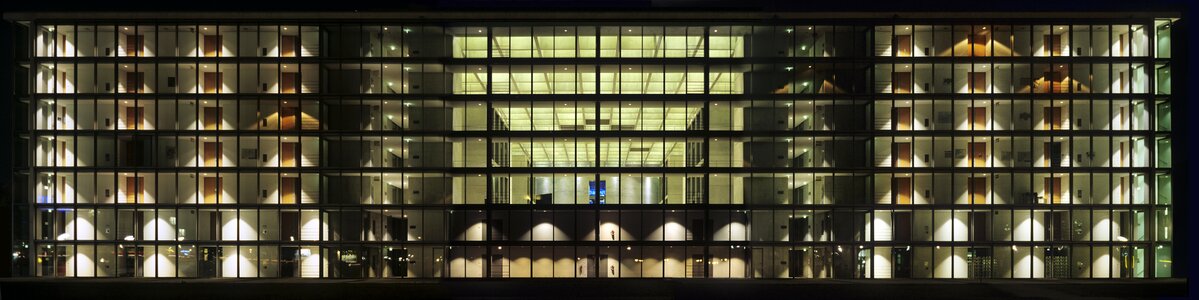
[9,15,1178,279]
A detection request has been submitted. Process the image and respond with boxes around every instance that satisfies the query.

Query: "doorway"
[203,107,222,130]
[968,72,987,93]
[789,217,809,241]
[281,142,298,167]
[203,72,222,93]
[125,106,144,129]
[125,72,144,93]
[892,247,912,278]
[968,107,987,129]
[892,142,911,167]
[892,72,912,94]
[969,177,987,204]
[203,35,221,57]
[1044,177,1063,204]
[125,176,144,203]
[1043,71,1064,93]
[203,176,221,204]
[892,107,911,130]
[281,106,299,130]
[281,35,298,57]
[1044,142,1063,167]
[1044,106,1063,129]
[896,35,912,57]
[788,249,805,278]
[281,177,297,204]
[1044,34,1062,56]
[203,141,221,167]
[893,177,912,204]
[126,34,144,56]
[281,72,298,93]
[968,142,986,167]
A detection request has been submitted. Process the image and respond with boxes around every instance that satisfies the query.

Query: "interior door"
[893,212,912,241]
[968,72,987,93]
[893,177,912,204]
[1044,106,1062,130]
[892,72,912,94]
[281,142,298,167]
[1044,34,1062,56]
[203,176,220,204]
[203,107,221,130]
[125,106,144,129]
[203,72,222,93]
[969,177,987,204]
[126,176,144,203]
[281,35,298,57]
[203,142,220,167]
[969,33,988,56]
[126,72,144,93]
[968,107,987,130]
[968,142,986,167]
[281,106,298,130]
[281,177,297,204]
[127,34,144,56]
[1044,177,1062,204]
[1044,142,1063,167]
[788,249,804,278]
[789,217,808,241]
[971,212,990,241]
[892,107,911,130]
[892,142,911,167]
[896,35,912,57]
[1044,71,1063,93]
[281,72,298,93]
[203,35,221,57]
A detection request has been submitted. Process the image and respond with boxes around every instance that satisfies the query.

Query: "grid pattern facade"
[10,15,1178,279]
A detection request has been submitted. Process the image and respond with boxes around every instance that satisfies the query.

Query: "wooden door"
[203,35,221,57]
[1044,106,1062,130]
[281,72,298,93]
[126,176,144,203]
[127,35,144,56]
[892,142,911,167]
[125,106,143,129]
[281,142,298,167]
[1044,177,1062,204]
[968,107,987,130]
[893,213,912,241]
[892,107,911,130]
[1044,142,1063,167]
[203,177,220,204]
[969,33,988,56]
[893,177,912,204]
[126,72,144,93]
[203,72,221,93]
[281,177,297,204]
[281,35,297,57]
[896,35,912,57]
[203,107,221,130]
[969,177,987,204]
[968,142,986,167]
[1044,34,1062,56]
[1044,72,1063,93]
[892,72,911,94]
[968,72,987,93]
[203,142,220,167]
[281,106,298,130]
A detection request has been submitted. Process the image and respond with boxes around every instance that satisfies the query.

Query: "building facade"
[5,12,1180,279]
